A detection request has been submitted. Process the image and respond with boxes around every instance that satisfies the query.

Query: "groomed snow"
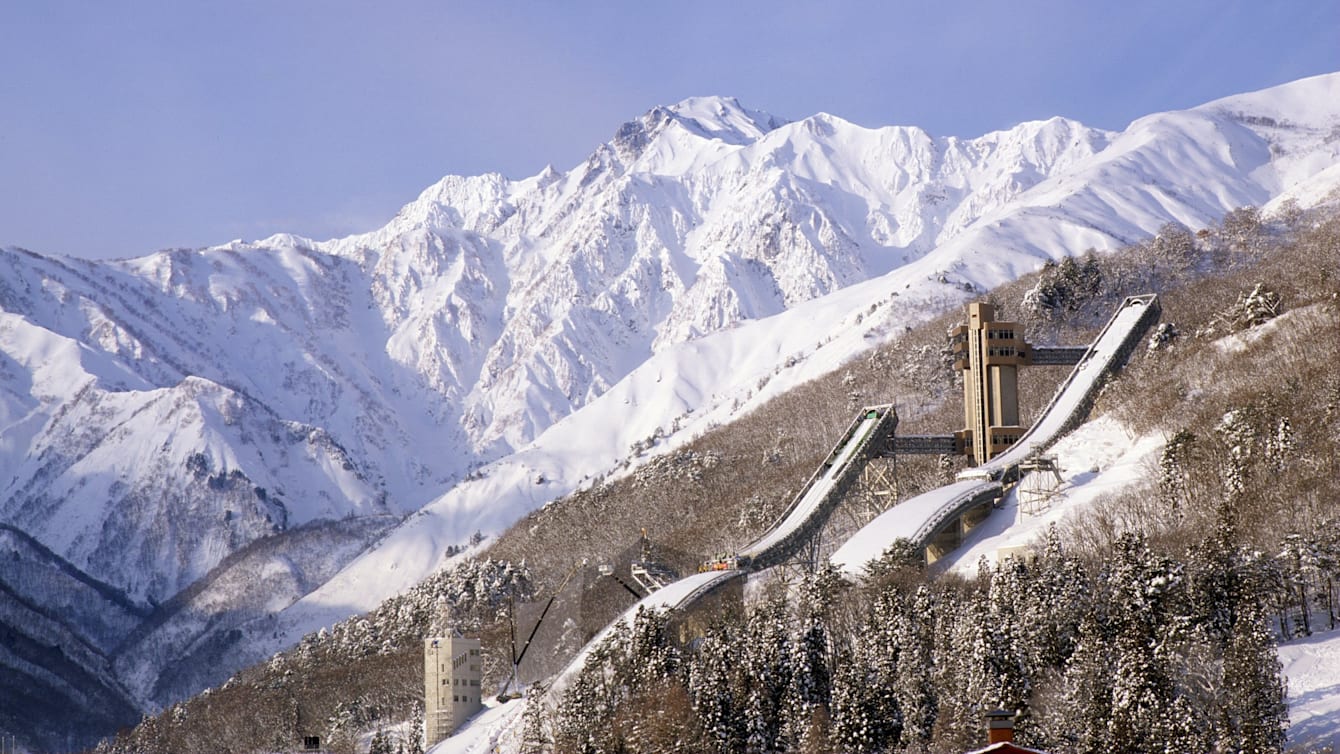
[428,696,525,754]
[830,479,1000,575]
[945,416,1164,573]
[1279,628,1340,752]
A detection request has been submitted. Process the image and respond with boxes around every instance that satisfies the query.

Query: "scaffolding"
[1017,453,1063,516]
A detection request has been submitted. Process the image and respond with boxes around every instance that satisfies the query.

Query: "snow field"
[1279,629,1340,751]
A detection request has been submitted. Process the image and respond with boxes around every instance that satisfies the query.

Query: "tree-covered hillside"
[94,201,1340,753]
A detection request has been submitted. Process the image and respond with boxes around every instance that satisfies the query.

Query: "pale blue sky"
[2,1,1336,260]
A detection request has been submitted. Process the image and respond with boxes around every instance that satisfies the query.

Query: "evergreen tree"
[984,557,1030,726]
[1021,528,1086,675]
[1220,600,1289,753]
[1157,429,1197,511]
[519,683,552,754]
[785,608,832,749]
[1023,255,1103,316]
[407,708,425,754]
[689,623,744,754]
[1046,612,1112,754]
[828,643,900,754]
[553,620,628,754]
[892,585,937,750]
[1103,535,1189,753]
[864,538,923,583]
[930,587,992,751]
[740,600,792,754]
[622,607,677,688]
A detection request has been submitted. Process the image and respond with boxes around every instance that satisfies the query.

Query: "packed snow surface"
[428,697,524,754]
[945,417,1164,573]
[831,480,1000,574]
[1279,628,1340,752]
[969,296,1153,478]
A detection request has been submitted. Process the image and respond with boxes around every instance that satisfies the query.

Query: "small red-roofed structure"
[961,709,1051,754]
[963,743,1050,754]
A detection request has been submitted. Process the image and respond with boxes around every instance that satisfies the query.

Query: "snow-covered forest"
[547,527,1288,753]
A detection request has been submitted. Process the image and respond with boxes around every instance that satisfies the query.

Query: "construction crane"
[497,559,584,701]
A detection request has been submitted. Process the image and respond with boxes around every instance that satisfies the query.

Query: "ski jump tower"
[945,303,1086,465]
[951,303,1029,464]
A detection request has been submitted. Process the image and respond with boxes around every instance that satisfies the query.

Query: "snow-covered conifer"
[892,585,937,749]
[688,623,744,754]
[1220,599,1288,753]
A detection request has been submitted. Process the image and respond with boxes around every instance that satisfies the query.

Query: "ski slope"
[830,480,1002,574]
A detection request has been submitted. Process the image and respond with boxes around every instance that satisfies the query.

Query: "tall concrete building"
[951,302,1030,465]
[424,636,483,746]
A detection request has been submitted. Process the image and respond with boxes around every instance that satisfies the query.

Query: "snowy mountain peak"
[595,96,784,176]
[366,171,514,240]
[664,95,786,142]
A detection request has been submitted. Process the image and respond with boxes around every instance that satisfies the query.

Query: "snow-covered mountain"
[2,73,1338,732]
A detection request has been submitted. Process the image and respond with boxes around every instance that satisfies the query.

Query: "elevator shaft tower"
[950,303,1030,465]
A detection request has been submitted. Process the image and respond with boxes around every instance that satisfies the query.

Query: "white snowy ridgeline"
[1,73,1340,708]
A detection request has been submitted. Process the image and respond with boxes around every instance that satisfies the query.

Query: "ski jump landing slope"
[831,294,1159,575]
[969,294,1160,483]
